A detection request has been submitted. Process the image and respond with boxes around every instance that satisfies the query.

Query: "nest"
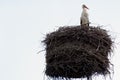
[43,26,113,80]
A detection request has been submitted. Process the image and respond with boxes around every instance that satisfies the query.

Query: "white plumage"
[80,4,89,26]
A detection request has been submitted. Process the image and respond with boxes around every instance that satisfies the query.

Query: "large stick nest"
[42,26,113,80]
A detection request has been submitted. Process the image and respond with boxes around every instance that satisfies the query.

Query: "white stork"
[80,4,89,26]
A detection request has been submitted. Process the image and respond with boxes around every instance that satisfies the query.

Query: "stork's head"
[82,4,89,10]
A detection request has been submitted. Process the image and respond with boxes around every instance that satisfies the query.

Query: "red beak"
[84,5,89,9]
[83,4,89,10]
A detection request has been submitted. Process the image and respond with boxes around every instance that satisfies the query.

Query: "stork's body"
[80,4,89,26]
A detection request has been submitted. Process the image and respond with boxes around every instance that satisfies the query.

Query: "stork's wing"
[84,13,88,17]
[80,18,82,25]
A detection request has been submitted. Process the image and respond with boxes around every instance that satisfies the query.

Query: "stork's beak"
[85,6,89,10]
[84,5,89,10]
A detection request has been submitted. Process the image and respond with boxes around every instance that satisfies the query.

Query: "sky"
[0,0,120,80]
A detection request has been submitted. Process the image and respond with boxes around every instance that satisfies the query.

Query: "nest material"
[43,26,113,80]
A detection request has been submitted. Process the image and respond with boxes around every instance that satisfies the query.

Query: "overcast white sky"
[0,0,120,80]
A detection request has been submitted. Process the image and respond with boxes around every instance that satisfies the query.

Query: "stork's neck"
[83,8,87,12]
